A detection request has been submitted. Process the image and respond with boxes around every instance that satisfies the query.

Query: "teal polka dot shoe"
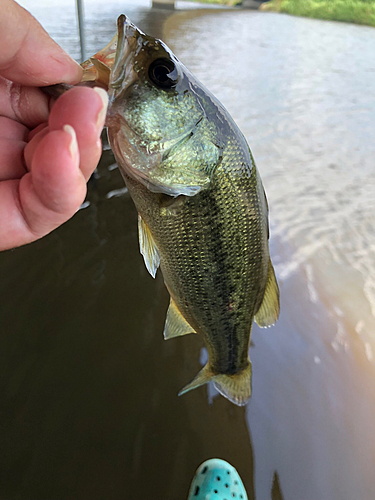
[187,459,248,500]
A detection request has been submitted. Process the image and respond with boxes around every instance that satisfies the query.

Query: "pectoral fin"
[138,214,160,278]
[255,258,280,328]
[164,298,196,340]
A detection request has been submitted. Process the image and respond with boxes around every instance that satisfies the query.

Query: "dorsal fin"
[164,298,196,340]
[255,258,280,328]
[138,214,160,278]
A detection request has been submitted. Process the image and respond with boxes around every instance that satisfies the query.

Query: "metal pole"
[76,0,86,62]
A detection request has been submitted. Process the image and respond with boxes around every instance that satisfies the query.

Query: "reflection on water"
[165,10,375,499]
[1,2,375,499]
[166,9,375,348]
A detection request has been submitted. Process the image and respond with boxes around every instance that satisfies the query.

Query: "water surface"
[1,2,375,499]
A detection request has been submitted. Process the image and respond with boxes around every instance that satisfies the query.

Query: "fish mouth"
[61,15,139,94]
[109,15,141,96]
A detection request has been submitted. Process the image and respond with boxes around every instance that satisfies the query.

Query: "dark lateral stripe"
[207,187,239,374]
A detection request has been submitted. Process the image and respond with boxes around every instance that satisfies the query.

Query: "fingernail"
[93,87,108,131]
[60,56,84,84]
[63,124,79,162]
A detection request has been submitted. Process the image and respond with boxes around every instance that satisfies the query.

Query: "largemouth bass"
[105,16,280,406]
[45,15,280,406]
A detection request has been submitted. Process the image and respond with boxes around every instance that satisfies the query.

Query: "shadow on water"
[0,7,261,498]
[0,142,259,499]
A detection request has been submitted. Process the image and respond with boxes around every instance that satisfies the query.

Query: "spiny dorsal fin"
[163,298,196,340]
[255,258,280,328]
[138,214,160,278]
[178,362,252,407]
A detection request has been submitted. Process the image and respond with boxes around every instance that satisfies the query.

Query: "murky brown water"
[1,2,375,499]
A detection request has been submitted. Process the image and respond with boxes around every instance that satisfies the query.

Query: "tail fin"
[213,362,252,406]
[178,362,252,407]
[178,364,214,397]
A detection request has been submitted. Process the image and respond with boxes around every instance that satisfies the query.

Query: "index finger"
[0,0,82,86]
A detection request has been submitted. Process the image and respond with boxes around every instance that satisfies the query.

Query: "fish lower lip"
[110,16,139,90]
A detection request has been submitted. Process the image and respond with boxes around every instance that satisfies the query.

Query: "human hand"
[0,0,108,251]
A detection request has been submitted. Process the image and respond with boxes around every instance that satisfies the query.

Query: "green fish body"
[107,16,280,406]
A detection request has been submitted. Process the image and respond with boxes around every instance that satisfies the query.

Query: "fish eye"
[148,58,178,89]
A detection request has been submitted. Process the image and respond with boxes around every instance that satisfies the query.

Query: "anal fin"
[164,298,196,340]
[138,214,160,278]
[255,257,280,328]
